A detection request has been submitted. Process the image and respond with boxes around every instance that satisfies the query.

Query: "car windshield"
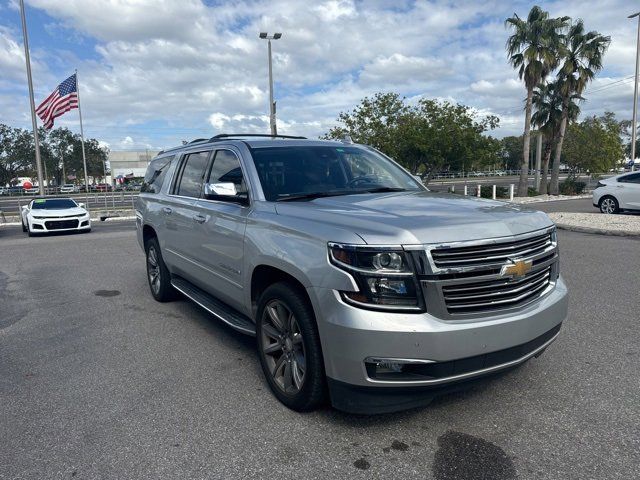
[31,199,77,209]
[250,145,423,201]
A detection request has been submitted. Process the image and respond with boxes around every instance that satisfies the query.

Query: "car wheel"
[599,196,619,214]
[145,237,174,302]
[21,221,27,232]
[26,222,34,237]
[256,282,327,412]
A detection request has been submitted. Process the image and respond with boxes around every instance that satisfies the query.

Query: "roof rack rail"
[189,138,208,144]
[208,133,307,142]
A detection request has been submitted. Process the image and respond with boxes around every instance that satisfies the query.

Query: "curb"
[553,222,640,237]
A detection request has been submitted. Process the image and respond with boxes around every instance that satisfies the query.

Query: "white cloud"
[0,0,637,146]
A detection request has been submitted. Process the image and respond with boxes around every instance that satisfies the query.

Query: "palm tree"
[549,20,610,194]
[532,80,580,194]
[506,6,569,197]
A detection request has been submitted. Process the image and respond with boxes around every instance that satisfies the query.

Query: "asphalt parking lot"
[1,221,639,479]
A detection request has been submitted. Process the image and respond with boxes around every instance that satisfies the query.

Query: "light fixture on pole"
[259,32,282,135]
[629,11,640,171]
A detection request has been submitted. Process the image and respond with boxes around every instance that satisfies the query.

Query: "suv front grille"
[430,231,553,270]
[421,227,558,318]
[441,265,552,314]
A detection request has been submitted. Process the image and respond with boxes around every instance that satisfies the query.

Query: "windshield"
[31,199,78,209]
[250,145,423,201]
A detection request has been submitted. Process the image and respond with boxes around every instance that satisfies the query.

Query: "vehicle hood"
[274,191,553,244]
[29,207,87,217]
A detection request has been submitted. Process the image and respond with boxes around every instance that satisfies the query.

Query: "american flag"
[36,74,78,129]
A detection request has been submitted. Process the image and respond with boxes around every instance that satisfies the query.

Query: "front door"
[617,173,640,209]
[194,148,250,311]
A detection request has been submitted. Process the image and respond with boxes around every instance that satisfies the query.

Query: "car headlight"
[328,243,424,311]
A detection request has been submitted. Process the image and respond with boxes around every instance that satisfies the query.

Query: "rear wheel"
[256,282,326,412]
[599,196,619,214]
[145,237,174,302]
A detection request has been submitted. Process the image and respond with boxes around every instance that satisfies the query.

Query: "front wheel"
[256,282,327,412]
[599,196,619,214]
[145,237,174,302]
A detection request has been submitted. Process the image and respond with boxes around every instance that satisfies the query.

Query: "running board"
[171,277,256,336]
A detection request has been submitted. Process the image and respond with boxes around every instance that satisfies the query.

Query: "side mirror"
[205,182,237,196]
[203,182,248,205]
[78,203,85,208]
[21,205,28,211]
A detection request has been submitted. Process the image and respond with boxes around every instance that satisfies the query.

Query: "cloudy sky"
[1,0,638,151]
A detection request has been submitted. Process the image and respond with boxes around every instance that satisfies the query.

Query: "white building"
[108,150,159,180]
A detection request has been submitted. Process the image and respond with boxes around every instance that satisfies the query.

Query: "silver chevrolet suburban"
[136,134,568,414]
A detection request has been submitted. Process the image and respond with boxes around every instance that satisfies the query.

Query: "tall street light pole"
[259,32,282,135]
[630,11,640,172]
[19,0,45,195]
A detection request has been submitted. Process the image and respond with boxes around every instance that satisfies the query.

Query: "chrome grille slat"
[432,236,550,258]
[434,244,550,266]
[444,271,550,301]
[441,268,549,293]
[446,281,549,311]
[431,232,552,269]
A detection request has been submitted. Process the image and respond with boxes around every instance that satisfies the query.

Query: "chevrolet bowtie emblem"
[501,259,533,279]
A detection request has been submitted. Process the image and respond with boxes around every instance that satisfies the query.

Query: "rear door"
[617,173,640,209]
[193,148,251,310]
[161,150,212,282]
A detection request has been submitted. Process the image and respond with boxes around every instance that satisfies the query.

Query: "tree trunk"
[518,88,533,197]
[550,100,569,195]
[538,135,554,195]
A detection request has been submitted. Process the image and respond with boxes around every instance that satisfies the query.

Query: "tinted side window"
[207,150,248,197]
[176,152,210,198]
[141,155,174,193]
[620,173,640,184]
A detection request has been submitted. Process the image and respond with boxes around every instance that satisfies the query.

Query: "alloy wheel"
[600,198,616,214]
[147,246,161,294]
[260,300,306,395]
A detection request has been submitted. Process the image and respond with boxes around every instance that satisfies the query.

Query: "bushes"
[480,185,509,198]
[559,178,586,195]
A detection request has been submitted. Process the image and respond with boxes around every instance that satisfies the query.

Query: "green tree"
[563,113,623,174]
[549,20,610,194]
[505,6,569,196]
[531,80,580,194]
[0,123,108,188]
[323,95,500,182]
[500,135,523,171]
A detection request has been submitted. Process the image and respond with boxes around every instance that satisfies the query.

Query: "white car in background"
[60,184,79,193]
[592,172,640,214]
[21,198,91,236]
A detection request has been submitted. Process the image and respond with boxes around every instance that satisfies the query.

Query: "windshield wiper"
[276,191,355,202]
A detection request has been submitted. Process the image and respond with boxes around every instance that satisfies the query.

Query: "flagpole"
[75,69,90,206]
[19,0,45,196]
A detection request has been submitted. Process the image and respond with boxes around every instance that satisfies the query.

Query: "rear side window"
[142,155,174,194]
[619,173,640,184]
[175,151,210,198]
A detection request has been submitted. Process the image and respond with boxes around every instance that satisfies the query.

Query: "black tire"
[256,282,327,412]
[599,196,619,214]
[26,222,34,237]
[21,221,27,232]
[145,237,174,302]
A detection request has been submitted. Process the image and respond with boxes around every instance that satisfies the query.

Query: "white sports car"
[21,198,91,236]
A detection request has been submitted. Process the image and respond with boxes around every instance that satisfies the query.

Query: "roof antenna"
[341,134,353,144]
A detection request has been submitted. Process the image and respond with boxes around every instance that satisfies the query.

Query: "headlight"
[329,243,424,311]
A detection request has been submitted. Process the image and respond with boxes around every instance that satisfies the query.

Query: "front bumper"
[307,276,568,413]
[29,216,91,233]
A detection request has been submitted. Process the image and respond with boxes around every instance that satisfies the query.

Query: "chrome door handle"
[162,207,172,214]
[193,214,206,224]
